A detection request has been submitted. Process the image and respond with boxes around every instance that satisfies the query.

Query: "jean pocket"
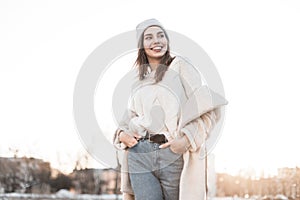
[128,141,140,152]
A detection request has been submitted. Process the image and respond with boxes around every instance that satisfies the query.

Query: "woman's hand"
[119,131,141,148]
[159,135,190,154]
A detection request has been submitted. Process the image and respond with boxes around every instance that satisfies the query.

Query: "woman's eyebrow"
[144,31,164,37]
[144,33,153,37]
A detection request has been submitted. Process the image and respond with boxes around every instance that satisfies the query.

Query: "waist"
[139,132,168,145]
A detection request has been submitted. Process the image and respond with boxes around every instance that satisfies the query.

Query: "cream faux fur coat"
[113,56,228,200]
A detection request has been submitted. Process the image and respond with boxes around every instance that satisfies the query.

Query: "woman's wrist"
[117,130,124,142]
[183,135,190,151]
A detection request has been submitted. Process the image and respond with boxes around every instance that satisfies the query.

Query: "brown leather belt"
[139,132,168,145]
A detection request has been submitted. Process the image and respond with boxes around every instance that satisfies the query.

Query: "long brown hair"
[134,26,174,83]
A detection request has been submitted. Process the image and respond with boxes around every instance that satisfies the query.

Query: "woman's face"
[143,26,168,61]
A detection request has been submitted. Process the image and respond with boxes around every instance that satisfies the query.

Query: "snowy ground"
[0,193,249,200]
[0,193,122,200]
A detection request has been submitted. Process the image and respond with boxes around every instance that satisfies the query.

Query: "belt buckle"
[149,134,167,145]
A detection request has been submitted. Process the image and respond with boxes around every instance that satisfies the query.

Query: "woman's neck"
[147,57,161,71]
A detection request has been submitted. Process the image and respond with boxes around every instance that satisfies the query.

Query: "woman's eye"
[145,36,152,40]
[158,34,165,38]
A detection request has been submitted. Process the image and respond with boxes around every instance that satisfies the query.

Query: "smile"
[150,46,163,51]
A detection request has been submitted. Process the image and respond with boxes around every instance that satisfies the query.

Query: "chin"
[152,51,167,58]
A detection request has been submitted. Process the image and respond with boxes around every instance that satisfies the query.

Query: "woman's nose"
[153,36,159,43]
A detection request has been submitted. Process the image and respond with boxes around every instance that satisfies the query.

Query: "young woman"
[113,19,227,200]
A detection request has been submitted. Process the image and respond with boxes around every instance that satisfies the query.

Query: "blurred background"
[1,0,300,199]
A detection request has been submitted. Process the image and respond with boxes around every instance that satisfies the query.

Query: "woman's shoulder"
[170,55,195,72]
[170,56,183,66]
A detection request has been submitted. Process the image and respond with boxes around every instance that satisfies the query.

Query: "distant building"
[69,168,121,194]
[216,167,300,198]
[70,168,102,194]
[0,157,51,193]
[278,167,300,199]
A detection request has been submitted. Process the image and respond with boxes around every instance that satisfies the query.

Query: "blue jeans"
[128,140,184,200]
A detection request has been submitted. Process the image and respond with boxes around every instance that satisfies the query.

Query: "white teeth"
[152,46,162,50]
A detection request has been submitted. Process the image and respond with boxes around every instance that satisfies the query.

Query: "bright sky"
[1,0,300,176]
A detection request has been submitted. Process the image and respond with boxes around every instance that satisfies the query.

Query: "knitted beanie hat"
[136,18,167,47]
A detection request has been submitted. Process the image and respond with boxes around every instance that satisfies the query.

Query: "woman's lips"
[150,46,163,52]
[152,46,162,50]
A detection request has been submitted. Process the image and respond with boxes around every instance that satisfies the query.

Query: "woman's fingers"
[159,141,172,149]
[132,132,142,139]
[166,136,190,154]
[119,131,138,147]
[128,140,138,148]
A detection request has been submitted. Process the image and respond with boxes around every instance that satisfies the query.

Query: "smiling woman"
[112,19,228,200]
[135,21,174,84]
[143,27,168,62]
[1,1,300,195]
